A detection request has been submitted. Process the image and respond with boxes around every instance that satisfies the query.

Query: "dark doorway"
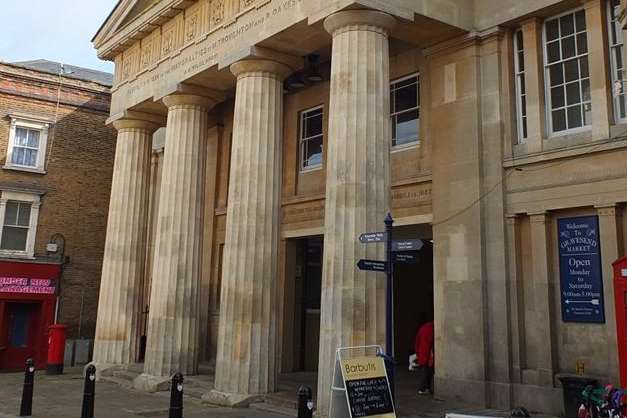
[293,237,323,372]
[392,225,434,364]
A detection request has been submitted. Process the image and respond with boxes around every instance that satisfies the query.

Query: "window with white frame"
[608,0,627,122]
[0,191,41,258]
[514,29,528,142]
[390,74,420,148]
[5,117,50,173]
[544,9,591,135]
[299,106,324,171]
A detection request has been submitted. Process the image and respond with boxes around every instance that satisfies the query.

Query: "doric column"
[93,118,158,366]
[316,10,395,418]
[210,58,290,406]
[138,93,215,384]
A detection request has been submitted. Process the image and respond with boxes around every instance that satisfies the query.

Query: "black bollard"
[81,365,96,418]
[19,358,35,417]
[169,372,184,418]
[297,385,314,418]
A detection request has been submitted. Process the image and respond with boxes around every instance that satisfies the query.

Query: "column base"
[133,373,171,393]
[203,389,264,408]
[87,362,124,381]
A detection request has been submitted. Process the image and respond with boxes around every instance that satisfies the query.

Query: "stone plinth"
[315,10,395,418]
[137,94,214,386]
[93,119,158,368]
[209,59,290,405]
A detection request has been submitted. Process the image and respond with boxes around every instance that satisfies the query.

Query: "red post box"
[613,256,627,387]
[47,324,67,375]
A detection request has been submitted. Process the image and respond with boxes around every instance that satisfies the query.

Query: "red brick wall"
[0,68,116,339]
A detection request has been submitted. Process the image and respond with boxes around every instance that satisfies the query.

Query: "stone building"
[92,0,627,415]
[0,60,116,370]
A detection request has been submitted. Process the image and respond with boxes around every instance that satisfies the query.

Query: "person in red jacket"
[415,320,434,395]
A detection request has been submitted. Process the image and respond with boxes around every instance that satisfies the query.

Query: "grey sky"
[0,0,119,74]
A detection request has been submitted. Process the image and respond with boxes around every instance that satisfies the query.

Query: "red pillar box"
[613,256,627,387]
[47,324,67,375]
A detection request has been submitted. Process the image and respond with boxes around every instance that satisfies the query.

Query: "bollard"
[19,358,35,417]
[297,385,314,418]
[169,372,184,418]
[81,365,96,418]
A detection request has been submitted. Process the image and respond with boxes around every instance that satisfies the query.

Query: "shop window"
[5,116,49,173]
[514,29,528,142]
[0,191,41,258]
[299,106,324,172]
[608,0,627,122]
[390,74,420,148]
[543,9,592,135]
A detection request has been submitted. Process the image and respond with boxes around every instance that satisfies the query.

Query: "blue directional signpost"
[558,216,605,323]
[357,213,424,403]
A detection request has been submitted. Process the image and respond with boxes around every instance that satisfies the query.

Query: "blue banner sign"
[558,216,605,323]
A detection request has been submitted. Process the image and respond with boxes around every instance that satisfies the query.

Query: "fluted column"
[140,94,214,380]
[211,59,289,404]
[93,119,158,366]
[316,10,395,418]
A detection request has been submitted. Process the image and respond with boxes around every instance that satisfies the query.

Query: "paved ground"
[0,368,284,418]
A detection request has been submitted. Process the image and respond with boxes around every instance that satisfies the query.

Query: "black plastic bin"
[559,376,598,418]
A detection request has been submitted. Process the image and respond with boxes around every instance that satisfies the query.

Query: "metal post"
[297,385,314,418]
[81,365,96,418]
[19,358,35,417]
[169,372,184,418]
[384,213,395,402]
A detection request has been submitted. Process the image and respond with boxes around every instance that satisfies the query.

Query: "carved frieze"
[185,2,203,43]
[211,0,225,27]
[122,43,140,80]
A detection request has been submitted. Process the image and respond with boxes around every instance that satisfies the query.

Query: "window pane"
[304,112,323,138]
[551,86,565,109]
[24,149,37,167]
[393,77,416,89]
[521,95,527,116]
[518,51,525,71]
[579,57,589,78]
[564,59,579,82]
[305,136,323,168]
[552,109,567,132]
[547,41,561,63]
[15,128,28,146]
[522,117,528,139]
[546,19,560,41]
[567,105,583,129]
[394,82,418,112]
[516,30,524,51]
[4,202,18,226]
[566,82,581,105]
[27,130,40,148]
[576,33,587,54]
[582,79,591,101]
[575,10,586,31]
[395,109,419,144]
[1,226,28,251]
[560,14,575,36]
[17,203,31,227]
[583,102,592,125]
[550,64,564,86]
[562,36,576,59]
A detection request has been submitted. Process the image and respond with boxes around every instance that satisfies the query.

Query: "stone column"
[209,59,290,406]
[596,204,624,384]
[528,212,556,386]
[585,0,612,140]
[93,118,158,366]
[521,18,546,152]
[316,11,395,418]
[137,94,214,388]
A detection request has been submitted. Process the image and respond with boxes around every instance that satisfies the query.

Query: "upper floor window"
[390,74,419,148]
[544,9,591,135]
[5,116,49,173]
[514,29,528,142]
[299,106,324,172]
[0,191,41,258]
[608,0,627,122]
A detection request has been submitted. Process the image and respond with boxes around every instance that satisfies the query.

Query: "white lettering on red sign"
[0,277,57,295]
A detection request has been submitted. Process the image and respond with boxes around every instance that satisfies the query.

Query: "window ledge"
[0,250,35,260]
[3,165,46,175]
[299,166,323,174]
[391,142,420,153]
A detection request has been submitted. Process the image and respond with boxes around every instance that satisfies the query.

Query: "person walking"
[415,320,434,395]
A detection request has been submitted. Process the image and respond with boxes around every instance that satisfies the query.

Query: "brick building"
[0,60,116,370]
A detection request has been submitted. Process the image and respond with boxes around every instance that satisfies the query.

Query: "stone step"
[112,370,139,382]
[127,363,145,374]
[100,375,134,389]
[183,386,207,400]
[263,392,298,410]
[250,402,297,417]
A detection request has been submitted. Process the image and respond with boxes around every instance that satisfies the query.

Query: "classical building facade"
[0,60,116,370]
[93,0,627,415]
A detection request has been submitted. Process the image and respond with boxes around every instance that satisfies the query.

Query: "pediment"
[93,0,160,48]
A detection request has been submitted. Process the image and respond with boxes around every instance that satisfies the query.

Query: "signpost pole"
[384,213,395,402]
